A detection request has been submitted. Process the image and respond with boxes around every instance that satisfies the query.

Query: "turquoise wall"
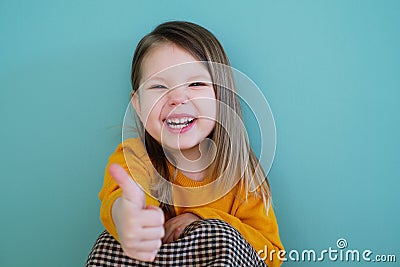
[1,1,398,266]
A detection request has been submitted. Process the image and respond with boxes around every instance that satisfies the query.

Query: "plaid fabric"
[86,219,267,267]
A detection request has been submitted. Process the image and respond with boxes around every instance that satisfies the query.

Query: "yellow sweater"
[99,138,284,267]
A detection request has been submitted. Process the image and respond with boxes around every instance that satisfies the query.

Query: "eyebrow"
[186,75,212,81]
[145,76,168,83]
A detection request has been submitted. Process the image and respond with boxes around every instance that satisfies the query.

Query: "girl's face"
[133,43,217,155]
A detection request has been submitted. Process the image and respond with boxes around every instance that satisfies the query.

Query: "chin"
[161,138,201,152]
[165,143,197,152]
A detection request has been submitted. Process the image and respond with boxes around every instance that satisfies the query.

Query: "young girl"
[87,21,283,267]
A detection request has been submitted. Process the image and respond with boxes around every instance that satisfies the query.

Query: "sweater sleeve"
[184,193,284,267]
[98,140,159,241]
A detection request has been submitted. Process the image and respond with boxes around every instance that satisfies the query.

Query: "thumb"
[109,163,145,209]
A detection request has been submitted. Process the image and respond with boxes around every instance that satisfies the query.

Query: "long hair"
[130,21,271,217]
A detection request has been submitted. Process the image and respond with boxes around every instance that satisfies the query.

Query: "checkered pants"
[86,219,267,266]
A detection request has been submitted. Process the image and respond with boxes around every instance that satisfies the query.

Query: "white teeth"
[165,117,195,129]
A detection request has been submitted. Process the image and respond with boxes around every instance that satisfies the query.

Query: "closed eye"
[149,84,167,89]
[189,82,209,87]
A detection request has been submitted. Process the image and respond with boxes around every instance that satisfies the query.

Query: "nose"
[167,86,188,106]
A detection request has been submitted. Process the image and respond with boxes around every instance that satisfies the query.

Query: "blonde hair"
[130,21,271,216]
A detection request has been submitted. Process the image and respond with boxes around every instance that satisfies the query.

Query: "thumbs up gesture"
[110,164,165,262]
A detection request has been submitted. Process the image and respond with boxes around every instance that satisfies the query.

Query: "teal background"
[1,0,399,266]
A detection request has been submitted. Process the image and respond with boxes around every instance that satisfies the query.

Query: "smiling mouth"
[165,117,196,129]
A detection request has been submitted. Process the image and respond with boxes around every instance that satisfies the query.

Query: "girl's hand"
[163,213,201,244]
[110,164,165,262]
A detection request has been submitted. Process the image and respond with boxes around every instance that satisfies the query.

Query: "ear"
[131,92,141,118]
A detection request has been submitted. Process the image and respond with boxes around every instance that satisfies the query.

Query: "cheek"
[203,118,216,133]
[138,94,164,122]
[208,90,217,119]
[197,92,217,121]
